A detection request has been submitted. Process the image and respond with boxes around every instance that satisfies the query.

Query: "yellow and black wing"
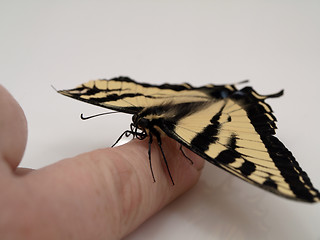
[157,87,320,202]
[58,77,320,202]
[58,77,237,114]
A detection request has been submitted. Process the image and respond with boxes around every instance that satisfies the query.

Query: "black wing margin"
[230,87,320,202]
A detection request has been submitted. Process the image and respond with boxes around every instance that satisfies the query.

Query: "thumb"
[0,85,27,171]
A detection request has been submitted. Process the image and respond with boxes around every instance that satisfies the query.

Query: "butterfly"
[58,76,320,203]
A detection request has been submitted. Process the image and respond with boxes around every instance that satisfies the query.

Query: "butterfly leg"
[112,124,146,147]
[179,145,194,164]
[153,131,175,185]
[148,134,156,183]
[111,130,133,147]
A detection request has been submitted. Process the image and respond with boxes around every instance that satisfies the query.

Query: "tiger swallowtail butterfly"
[58,77,320,203]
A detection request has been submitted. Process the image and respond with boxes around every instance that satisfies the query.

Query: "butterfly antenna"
[235,79,249,85]
[80,111,120,120]
[51,85,58,92]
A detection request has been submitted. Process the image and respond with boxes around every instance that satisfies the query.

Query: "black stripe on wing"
[58,88,143,114]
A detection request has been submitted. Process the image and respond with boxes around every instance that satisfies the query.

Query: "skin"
[0,85,204,240]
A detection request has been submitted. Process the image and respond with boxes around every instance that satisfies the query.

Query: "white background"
[1,1,320,239]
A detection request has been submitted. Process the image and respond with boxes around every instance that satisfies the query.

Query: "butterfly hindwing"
[157,88,320,202]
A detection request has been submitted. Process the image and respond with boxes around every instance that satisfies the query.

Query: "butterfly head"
[132,114,149,131]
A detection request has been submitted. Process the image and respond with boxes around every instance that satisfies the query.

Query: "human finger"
[15,137,204,240]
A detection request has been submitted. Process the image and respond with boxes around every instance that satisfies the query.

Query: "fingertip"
[158,137,204,192]
[104,137,204,237]
[114,137,204,190]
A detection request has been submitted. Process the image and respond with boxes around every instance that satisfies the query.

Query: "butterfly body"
[58,77,320,203]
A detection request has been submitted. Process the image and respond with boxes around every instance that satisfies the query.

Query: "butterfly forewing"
[58,77,232,114]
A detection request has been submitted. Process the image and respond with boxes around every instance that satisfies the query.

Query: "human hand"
[0,85,204,240]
